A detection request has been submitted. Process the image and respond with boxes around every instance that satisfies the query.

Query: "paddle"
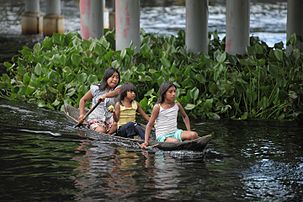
[75,100,101,128]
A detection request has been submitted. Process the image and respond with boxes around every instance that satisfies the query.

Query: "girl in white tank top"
[140,81,199,149]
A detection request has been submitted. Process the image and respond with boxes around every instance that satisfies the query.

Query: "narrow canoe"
[64,104,212,152]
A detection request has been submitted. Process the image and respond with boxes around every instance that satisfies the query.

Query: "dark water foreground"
[0,98,302,201]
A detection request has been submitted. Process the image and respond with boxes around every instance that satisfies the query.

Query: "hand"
[98,96,105,103]
[78,115,85,124]
[140,142,148,149]
[107,105,115,113]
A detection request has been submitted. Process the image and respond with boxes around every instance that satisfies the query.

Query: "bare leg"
[164,137,179,143]
[108,122,117,134]
[94,125,107,134]
[181,131,199,141]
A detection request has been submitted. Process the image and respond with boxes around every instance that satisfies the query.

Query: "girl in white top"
[78,67,121,134]
[140,81,198,149]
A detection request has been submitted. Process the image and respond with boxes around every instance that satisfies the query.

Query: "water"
[0,98,302,201]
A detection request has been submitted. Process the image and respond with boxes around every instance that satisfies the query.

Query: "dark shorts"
[117,122,145,139]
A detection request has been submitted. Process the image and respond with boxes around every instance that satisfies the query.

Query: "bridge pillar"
[115,0,140,52]
[21,0,43,34]
[225,0,250,55]
[80,0,104,39]
[186,0,208,54]
[287,0,303,50]
[108,0,115,30]
[43,0,64,36]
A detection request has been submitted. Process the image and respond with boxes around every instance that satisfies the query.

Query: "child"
[78,67,120,134]
[140,81,198,149]
[112,82,149,139]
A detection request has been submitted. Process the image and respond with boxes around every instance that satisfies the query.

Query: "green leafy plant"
[0,31,302,120]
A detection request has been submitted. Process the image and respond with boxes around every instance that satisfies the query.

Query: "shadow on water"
[0,98,302,201]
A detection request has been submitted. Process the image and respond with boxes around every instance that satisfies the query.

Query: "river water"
[0,98,302,201]
[1,0,302,201]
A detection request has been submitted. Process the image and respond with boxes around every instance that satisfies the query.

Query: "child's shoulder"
[153,103,161,110]
[132,100,139,108]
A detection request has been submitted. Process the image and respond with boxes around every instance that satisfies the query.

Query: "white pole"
[46,0,61,15]
[25,0,40,13]
[115,0,140,52]
[186,0,208,54]
[44,0,64,36]
[80,0,104,39]
[225,0,250,55]
[22,0,42,34]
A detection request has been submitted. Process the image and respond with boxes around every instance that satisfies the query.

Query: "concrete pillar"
[186,0,208,54]
[43,0,64,36]
[287,0,303,50]
[108,0,115,30]
[225,0,250,55]
[115,0,140,52]
[80,0,104,39]
[21,0,43,34]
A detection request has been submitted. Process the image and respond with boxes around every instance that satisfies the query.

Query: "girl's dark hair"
[98,67,120,91]
[119,82,137,104]
[157,81,176,103]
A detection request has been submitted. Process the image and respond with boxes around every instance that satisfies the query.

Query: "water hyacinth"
[0,31,302,121]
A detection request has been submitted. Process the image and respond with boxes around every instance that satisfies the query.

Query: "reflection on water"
[0,99,302,201]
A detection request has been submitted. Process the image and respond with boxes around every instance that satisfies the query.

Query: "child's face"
[107,72,119,88]
[126,90,136,101]
[164,86,176,102]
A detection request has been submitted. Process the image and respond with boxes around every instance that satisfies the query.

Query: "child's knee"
[190,131,198,139]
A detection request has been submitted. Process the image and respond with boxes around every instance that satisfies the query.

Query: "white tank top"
[155,103,179,138]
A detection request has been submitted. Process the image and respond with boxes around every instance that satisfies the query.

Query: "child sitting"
[140,81,198,149]
[112,83,149,139]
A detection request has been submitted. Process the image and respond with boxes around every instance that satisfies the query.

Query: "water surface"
[0,99,302,201]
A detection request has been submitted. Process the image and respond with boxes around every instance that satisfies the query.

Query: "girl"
[112,83,149,139]
[140,81,198,149]
[78,67,120,134]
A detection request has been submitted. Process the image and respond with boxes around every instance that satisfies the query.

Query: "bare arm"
[79,90,93,122]
[137,102,150,122]
[140,104,160,149]
[112,102,120,122]
[177,102,191,131]
[98,86,121,101]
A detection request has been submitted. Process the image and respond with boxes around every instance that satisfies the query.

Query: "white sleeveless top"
[88,85,115,122]
[155,103,179,138]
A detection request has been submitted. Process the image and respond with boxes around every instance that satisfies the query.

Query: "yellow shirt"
[118,101,138,128]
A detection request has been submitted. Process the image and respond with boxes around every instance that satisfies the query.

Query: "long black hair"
[157,81,176,103]
[119,82,137,104]
[98,67,120,91]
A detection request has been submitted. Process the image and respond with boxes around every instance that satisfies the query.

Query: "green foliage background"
[0,31,302,120]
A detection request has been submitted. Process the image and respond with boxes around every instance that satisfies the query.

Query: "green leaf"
[288,91,297,99]
[23,72,31,85]
[120,49,127,59]
[77,73,87,83]
[25,85,35,95]
[273,49,283,62]
[34,63,42,76]
[71,53,81,66]
[185,103,196,110]
[189,87,199,101]
[215,51,226,63]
